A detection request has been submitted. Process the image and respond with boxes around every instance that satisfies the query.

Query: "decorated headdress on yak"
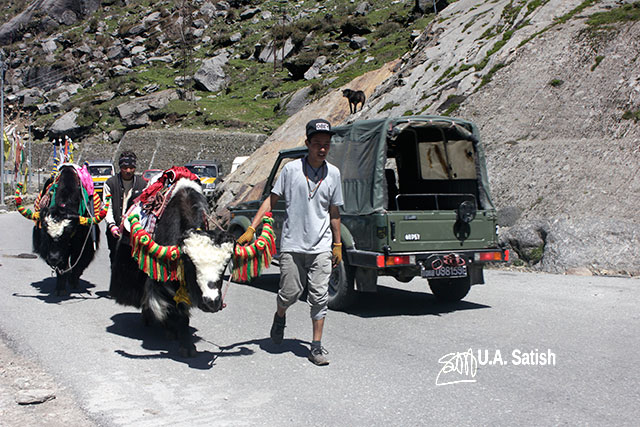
[14,163,110,296]
[109,166,237,357]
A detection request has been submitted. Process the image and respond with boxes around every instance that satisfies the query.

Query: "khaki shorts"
[278,252,332,320]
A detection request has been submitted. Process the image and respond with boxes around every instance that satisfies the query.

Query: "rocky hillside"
[217,0,640,276]
[0,0,433,141]
[2,0,639,275]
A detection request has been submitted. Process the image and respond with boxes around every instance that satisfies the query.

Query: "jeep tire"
[428,277,471,302]
[328,259,356,311]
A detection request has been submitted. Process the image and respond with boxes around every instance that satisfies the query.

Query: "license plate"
[421,265,467,278]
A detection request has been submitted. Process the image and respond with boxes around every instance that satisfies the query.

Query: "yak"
[342,88,366,114]
[110,176,234,358]
[20,165,106,296]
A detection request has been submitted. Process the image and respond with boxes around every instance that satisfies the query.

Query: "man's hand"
[237,226,256,245]
[109,224,121,238]
[332,243,342,267]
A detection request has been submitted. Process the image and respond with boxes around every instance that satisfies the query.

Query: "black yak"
[342,88,366,114]
[16,165,107,296]
[110,174,234,357]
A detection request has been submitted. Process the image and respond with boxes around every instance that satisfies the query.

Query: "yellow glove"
[237,226,256,245]
[332,243,342,266]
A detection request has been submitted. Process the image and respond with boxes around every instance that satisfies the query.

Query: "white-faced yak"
[15,165,108,296]
[109,172,234,358]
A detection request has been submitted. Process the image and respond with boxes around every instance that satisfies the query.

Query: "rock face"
[0,0,100,44]
[258,38,294,63]
[116,89,179,128]
[194,50,230,92]
[49,108,82,137]
[214,61,398,221]
[347,0,640,275]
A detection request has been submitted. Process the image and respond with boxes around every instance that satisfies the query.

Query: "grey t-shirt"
[271,157,343,254]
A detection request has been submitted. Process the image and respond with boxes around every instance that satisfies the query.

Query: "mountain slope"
[218,0,640,274]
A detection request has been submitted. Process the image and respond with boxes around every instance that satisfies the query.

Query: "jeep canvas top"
[228,115,508,309]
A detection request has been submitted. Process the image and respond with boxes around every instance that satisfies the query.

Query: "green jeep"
[228,115,508,309]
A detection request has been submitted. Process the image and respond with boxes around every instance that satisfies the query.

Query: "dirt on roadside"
[0,335,97,427]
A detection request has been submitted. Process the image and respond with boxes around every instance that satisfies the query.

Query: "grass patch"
[587,1,640,28]
[549,79,564,87]
[442,103,460,116]
[379,101,400,112]
[518,0,598,48]
[591,55,605,71]
[622,110,640,122]
[477,63,506,89]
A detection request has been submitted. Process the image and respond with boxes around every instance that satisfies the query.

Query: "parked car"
[231,156,249,173]
[86,161,115,196]
[228,115,509,309]
[185,160,222,198]
[142,168,163,182]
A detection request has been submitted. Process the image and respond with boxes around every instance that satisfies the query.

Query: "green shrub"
[376,22,402,38]
[591,55,605,71]
[622,110,640,122]
[549,79,564,87]
[77,106,101,127]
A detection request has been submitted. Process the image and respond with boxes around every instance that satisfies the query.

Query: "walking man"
[237,119,343,366]
[103,151,146,264]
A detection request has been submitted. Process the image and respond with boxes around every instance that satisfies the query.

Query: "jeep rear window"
[418,139,476,180]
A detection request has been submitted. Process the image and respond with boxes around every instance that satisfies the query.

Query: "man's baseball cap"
[306,119,335,138]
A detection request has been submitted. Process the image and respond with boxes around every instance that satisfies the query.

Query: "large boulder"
[49,108,82,137]
[116,89,179,128]
[0,0,100,44]
[258,38,294,63]
[194,50,230,92]
[304,56,327,80]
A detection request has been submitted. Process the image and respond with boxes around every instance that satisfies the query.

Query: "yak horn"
[78,195,111,226]
[14,183,40,222]
[128,213,181,261]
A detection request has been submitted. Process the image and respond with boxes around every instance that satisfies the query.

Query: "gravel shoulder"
[0,333,96,427]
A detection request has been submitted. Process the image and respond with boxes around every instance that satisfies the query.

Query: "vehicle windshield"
[143,170,162,179]
[88,165,113,176]
[186,165,217,177]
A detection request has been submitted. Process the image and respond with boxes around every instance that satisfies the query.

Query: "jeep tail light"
[376,255,415,267]
[475,250,509,262]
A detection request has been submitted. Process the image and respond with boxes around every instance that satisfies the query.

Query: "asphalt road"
[0,211,639,426]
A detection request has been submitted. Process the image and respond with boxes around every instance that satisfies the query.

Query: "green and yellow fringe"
[232,215,276,282]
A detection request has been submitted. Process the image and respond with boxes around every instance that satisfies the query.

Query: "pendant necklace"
[305,158,324,200]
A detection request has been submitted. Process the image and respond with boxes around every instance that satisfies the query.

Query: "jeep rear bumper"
[346,248,509,271]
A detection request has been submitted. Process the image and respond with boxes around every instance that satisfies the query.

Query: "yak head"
[38,206,84,269]
[130,179,234,313]
[179,228,235,312]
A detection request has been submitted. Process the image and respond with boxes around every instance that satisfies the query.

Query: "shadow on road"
[107,312,257,369]
[237,273,490,318]
[216,337,310,361]
[12,277,101,304]
[345,285,491,318]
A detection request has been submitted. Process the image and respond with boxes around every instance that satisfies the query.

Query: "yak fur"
[110,179,234,357]
[33,166,99,296]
